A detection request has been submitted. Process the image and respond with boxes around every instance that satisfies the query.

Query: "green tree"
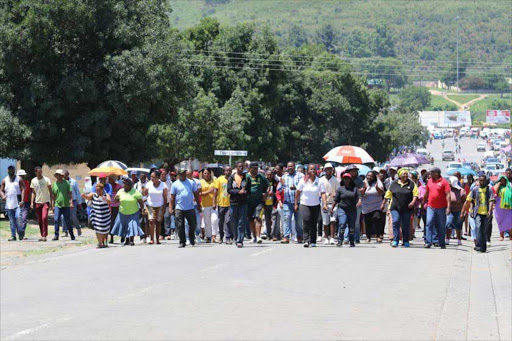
[315,24,339,53]
[345,30,373,58]
[0,0,191,167]
[0,107,31,159]
[372,22,396,58]
[398,86,431,112]
[287,24,309,48]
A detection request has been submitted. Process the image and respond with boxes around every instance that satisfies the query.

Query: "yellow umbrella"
[88,166,127,176]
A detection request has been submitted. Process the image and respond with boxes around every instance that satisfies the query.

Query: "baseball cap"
[372,167,381,173]
[192,171,200,178]
[389,167,398,172]
[342,173,352,179]
[177,168,187,174]
[345,164,359,171]
[130,170,137,176]
[122,178,133,186]
[54,169,65,176]
[250,162,259,169]
[324,163,334,169]
[17,169,27,176]
[430,167,441,173]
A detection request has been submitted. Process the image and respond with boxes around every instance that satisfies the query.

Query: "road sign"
[214,150,248,156]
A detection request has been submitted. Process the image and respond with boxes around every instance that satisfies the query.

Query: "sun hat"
[449,176,462,190]
[17,169,27,176]
[324,163,334,169]
[54,169,65,176]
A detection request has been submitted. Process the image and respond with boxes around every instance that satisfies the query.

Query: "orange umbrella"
[323,146,374,164]
[88,166,127,176]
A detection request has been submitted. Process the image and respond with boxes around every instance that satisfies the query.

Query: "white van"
[460,127,470,136]
[444,129,454,137]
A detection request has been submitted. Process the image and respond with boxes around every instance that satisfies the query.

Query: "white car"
[416,148,430,157]
[442,150,455,161]
[484,164,503,177]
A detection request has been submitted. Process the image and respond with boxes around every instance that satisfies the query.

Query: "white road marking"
[6,318,71,340]
[250,248,273,257]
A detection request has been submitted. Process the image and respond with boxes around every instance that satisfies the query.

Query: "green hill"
[170,0,511,73]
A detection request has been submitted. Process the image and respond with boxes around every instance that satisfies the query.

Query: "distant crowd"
[2,162,511,252]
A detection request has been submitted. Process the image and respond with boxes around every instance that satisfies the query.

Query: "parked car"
[416,148,430,157]
[442,150,455,161]
[463,162,480,172]
[484,164,505,177]
[477,143,486,152]
[433,132,443,139]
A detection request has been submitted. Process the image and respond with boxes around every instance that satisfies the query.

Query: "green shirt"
[52,180,71,208]
[117,188,142,215]
[246,173,268,204]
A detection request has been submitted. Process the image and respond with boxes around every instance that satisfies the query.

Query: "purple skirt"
[495,198,512,232]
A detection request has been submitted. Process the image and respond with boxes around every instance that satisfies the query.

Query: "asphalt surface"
[1,137,511,341]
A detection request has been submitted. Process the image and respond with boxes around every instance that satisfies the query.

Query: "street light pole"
[455,16,460,93]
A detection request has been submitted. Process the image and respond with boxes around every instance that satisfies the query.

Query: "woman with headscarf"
[81,183,111,248]
[200,168,218,243]
[111,178,144,246]
[463,174,475,237]
[493,175,512,241]
[331,173,360,247]
[385,168,418,248]
[361,171,384,243]
[446,176,466,246]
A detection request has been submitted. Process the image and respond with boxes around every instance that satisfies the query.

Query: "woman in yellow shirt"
[200,169,218,243]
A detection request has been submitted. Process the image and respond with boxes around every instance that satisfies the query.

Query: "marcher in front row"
[384,168,418,248]
[331,173,360,247]
[110,178,144,246]
[81,183,111,248]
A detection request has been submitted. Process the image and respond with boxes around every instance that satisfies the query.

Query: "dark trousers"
[230,204,248,244]
[176,209,197,245]
[486,214,493,242]
[54,206,74,239]
[364,210,382,238]
[300,204,320,244]
[218,206,231,240]
[475,214,489,252]
[337,207,356,241]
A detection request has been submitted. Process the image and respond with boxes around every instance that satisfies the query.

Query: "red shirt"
[426,177,450,209]
[22,180,30,202]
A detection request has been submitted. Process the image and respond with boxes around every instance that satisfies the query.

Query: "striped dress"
[91,193,111,234]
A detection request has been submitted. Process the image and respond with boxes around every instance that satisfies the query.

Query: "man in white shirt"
[319,163,339,245]
[1,165,25,241]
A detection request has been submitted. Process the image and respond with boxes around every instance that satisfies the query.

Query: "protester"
[143,170,168,244]
[246,162,268,243]
[160,169,173,240]
[63,170,82,236]
[52,169,75,241]
[131,171,138,185]
[295,164,326,247]
[227,162,249,248]
[200,168,218,243]
[1,165,25,241]
[170,168,201,248]
[17,170,30,239]
[493,175,512,241]
[446,176,466,246]
[423,167,451,249]
[30,166,52,241]
[263,169,281,241]
[384,167,398,240]
[134,173,149,241]
[463,174,494,253]
[214,166,232,244]
[463,174,475,237]
[280,162,304,244]
[107,174,123,244]
[319,163,339,245]
[185,170,202,244]
[81,183,111,248]
[332,173,360,247]
[344,165,364,244]
[361,170,384,243]
[385,168,418,248]
[111,178,144,246]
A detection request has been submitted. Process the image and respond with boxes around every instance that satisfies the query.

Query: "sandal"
[156,241,161,245]
[149,240,154,245]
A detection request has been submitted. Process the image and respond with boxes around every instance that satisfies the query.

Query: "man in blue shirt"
[63,170,83,236]
[280,162,304,244]
[169,168,201,248]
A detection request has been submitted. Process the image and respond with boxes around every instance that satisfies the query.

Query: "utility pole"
[455,16,460,93]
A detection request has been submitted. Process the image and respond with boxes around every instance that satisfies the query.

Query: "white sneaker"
[330,238,336,245]
[293,237,298,243]
[257,237,262,244]
[171,234,175,240]
[196,237,202,244]
[316,236,322,242]
[186,240,191,246]
[446,239,450,245]
[457,239,462,246]
[323,238,329,245]
[487,241,491,247]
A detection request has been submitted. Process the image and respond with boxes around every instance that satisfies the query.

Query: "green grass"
[469,94,512,122]
[446,94,481,104]
[426,95,457,111]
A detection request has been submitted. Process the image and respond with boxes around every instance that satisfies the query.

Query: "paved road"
[1,136,511,341]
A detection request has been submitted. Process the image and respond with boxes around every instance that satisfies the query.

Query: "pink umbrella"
[323,146,375,164]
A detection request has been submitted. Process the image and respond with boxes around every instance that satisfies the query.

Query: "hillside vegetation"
[170,0,511,66]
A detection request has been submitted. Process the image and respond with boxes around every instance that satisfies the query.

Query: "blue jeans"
[54,206,74,238]
[446,211,462,230]
[18,204,29,234]
[282,203,302,239]
[344,206,361,242]
[6,208,21,238]
[230,204,248,244]
[185,205,201,240]
[426,207,447,246]
[337,207,356,242]
[391,210,412,243]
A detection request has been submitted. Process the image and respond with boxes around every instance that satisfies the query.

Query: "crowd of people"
[1,162,511,252]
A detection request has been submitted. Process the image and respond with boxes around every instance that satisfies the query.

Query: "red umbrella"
[323,146,374,164]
